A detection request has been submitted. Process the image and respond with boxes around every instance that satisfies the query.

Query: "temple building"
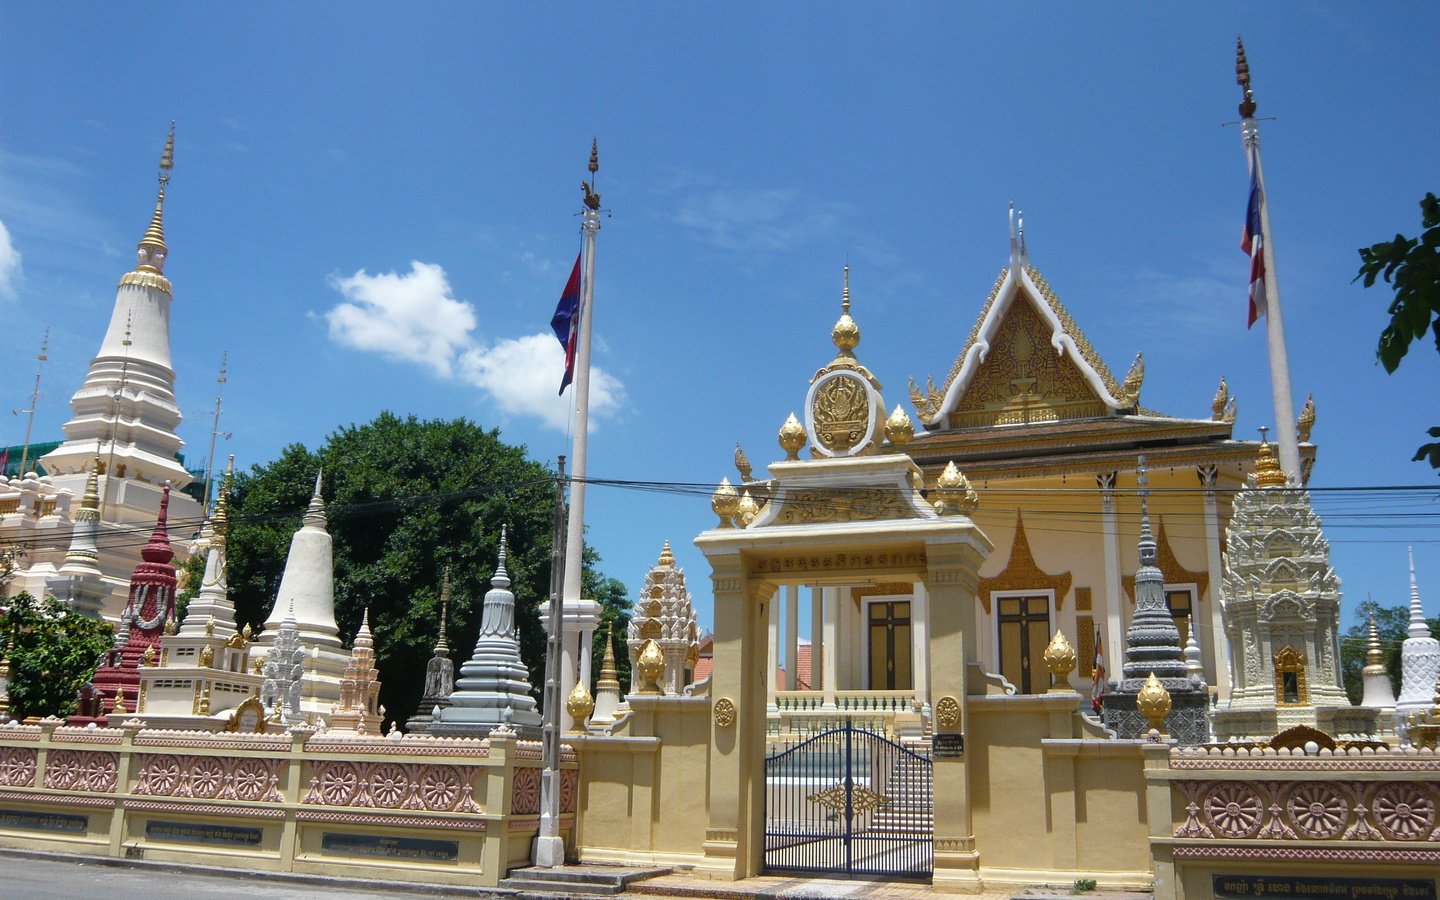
[252,473,349,720]
[2,128,203,618]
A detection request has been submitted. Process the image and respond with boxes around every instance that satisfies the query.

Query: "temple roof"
[909,265,1143,430]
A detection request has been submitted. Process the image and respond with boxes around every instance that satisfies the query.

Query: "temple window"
[866,600,912,691]
[995,592,1052,694]
[1165,586,1195,644]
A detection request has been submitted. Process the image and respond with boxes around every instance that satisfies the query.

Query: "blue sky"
[2,7,1439,639]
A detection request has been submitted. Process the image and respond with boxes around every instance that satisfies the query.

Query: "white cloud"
[459,333,625,432]
[0,219,22,299]
[326,262,476,378]
[324,260,624,430]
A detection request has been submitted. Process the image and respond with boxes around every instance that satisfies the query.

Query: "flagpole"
[559,141,604,713]
[1237,37,1301,482]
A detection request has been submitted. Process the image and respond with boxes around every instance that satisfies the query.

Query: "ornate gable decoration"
[910,265,1143,430]
[977,510,1073,614]
[805,267,886,458]
[1122,517,1210,605]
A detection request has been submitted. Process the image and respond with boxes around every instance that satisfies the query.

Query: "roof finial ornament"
[1236,35,1257,119]
[831,266,860,355]
[135,123,175,273]
[1017,209,1028,266]
[582,138,601,210]
[436,566,452,655]
[1136,455,1156,565]
[303,469,327,528]
[493,524,511,589]
[1008,201,1020,276]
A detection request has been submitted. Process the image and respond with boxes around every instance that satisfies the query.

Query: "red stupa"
[70,486,177,725]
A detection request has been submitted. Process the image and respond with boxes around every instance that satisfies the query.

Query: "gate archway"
[764,721,933,878]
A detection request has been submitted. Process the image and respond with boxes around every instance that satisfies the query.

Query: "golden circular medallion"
[713,697,737,728]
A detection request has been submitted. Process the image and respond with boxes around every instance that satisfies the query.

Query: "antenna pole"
[201,351,230,509]
[14,329,49,476]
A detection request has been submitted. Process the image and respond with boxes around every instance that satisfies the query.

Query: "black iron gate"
[764,720,933,878]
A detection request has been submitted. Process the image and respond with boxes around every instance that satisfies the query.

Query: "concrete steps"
[500,865,671,899]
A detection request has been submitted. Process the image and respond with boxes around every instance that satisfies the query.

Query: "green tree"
[225,412,629,729]
[1357,192,1440,467]
[1339,599,1440,704]
[1,591,114,720]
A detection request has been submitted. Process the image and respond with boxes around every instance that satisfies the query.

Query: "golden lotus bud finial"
[934,461,979,515]
[779,412,807,461]
[711,477,740,528]
[1255,429,1285,488]
[637,639,665,696]
[1136,672,1173,734]
[831,266,861,354]
[1043,629,1078,692]
[566,677,595,732]
[884,404,914,446]
[735,490,759,528]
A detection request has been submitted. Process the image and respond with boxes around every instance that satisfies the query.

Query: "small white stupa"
[1396,549,1440,734]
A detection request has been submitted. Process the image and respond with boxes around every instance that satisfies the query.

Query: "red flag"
[550,253,583,395]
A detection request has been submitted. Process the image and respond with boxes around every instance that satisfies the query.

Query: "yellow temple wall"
[572,693,711,868]
[968,691,1153,887]
[0,719,577,887]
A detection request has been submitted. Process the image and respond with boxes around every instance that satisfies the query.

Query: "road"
[0,853,483,899]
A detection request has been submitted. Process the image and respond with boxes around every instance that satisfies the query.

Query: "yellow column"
[698,552,768,880]
[926,537,988,893]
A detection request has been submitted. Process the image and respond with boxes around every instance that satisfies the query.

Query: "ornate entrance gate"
[764,721,933,878]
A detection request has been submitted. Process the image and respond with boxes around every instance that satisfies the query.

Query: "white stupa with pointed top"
[430,527,541,736]
[1361,612,1397,715]
[47,461,108,618]
[1396,548,1440,726]
[7,128,202,619]
[255,471,348,718]
[261,599,306,726]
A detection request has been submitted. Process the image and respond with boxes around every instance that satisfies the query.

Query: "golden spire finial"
[1236,35,1257,118]
[657,540,675,569]
[589,137,599,174]
[135,123,175,272]
[1255,428,1285,488]
[1364,611,1386,672]
[212,454,234,539]
[831,266,860,354]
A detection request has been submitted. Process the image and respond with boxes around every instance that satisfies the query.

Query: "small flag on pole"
[1242,149,1268,328]
[1090,628,1106,713]
[550,252,583,395]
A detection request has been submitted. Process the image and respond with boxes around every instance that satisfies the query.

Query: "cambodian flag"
[550,252,583,395]
[1242,151,1267,328]
[1090,630,1106,713]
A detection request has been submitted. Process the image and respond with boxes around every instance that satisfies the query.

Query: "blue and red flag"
[1242,151,1267,328]
[550,252,583,394]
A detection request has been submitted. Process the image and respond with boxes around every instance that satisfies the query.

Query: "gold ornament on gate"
[713,697,737,728]
[566,678,595,732]
[636,639,665,695]
[884,404,914,446]
[1137,672,1172,734]
[1043,629,1077,692]
[935,695,961,730]
[779,413,807,461]
[934,461,979,515]
[711,477,740,528]
[734,490,759,528]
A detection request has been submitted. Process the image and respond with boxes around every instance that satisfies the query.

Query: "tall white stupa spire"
[41,124,193,492]
[1397,547,1440,727]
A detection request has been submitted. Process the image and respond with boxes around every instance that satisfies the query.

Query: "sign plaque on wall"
[932,733,965,759]
[1214,875,1437,900]
[321,831,459,862]
[146,819,263,847]
[0,808,88,834]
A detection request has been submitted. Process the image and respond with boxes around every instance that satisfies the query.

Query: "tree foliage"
[225,413,630,729]
[1339,599,1440,705]
[1357,192,1440,467]
[1,591,114,720]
